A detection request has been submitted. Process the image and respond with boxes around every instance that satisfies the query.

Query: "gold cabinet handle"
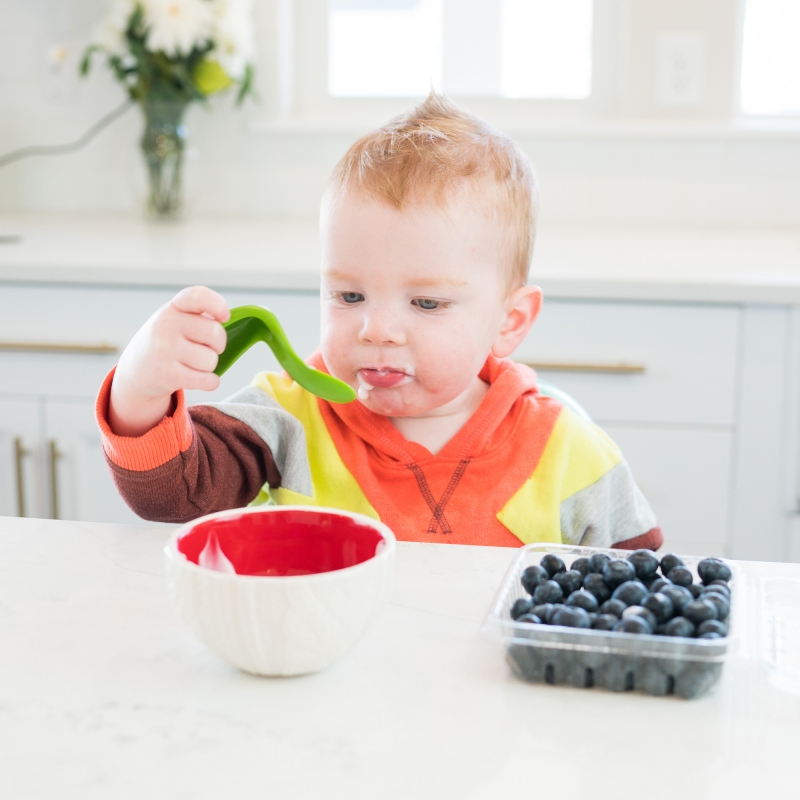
[49,440,63,520]
[0,341,118,355]
[522,361,646,375]
[13,437,29,517]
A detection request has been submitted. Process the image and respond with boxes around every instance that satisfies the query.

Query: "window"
[740,0,800,115]
[327,0,593,100]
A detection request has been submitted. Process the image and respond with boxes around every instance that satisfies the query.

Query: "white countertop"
[2,515,799,799]
[1,213,799,304]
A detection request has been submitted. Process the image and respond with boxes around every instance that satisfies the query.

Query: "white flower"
[95,0,136,57]
[209,0,254,80]
[143,0,214,57]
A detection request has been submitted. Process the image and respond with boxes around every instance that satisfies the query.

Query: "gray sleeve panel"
[203,385,314,497]
[559,460,658,548]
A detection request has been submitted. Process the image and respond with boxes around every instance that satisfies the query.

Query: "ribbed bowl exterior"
[164,507,396,676]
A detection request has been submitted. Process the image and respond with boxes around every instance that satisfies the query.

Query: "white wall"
[1,0,798,227]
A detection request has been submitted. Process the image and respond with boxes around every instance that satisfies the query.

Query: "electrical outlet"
[657,32,704,108]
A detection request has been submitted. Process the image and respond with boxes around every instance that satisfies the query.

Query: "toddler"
[98,94,661,550]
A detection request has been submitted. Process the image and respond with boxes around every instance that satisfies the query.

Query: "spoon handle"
[214,305,356,404]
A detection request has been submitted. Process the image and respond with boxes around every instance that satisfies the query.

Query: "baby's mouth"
[358,368,411,389]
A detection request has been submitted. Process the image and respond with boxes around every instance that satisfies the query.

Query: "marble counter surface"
[1,213,799,303]
[2,515,799,799]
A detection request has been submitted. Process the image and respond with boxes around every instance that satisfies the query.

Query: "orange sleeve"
[95,367,193,471]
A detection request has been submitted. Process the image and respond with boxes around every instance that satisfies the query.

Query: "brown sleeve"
[106,406,281,523]
[614,527,664,551]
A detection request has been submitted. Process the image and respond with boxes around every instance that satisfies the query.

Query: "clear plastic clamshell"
[482,543,739,699]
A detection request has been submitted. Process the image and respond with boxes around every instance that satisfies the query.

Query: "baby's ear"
[492,285,542,359]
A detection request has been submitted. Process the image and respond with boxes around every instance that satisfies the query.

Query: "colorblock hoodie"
[96,353,662,549]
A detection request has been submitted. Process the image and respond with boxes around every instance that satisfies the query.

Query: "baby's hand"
[108,286,230,437]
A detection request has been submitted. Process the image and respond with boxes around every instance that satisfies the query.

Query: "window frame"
[278,0,621,125]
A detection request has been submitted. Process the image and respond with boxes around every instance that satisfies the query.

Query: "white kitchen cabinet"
[0,398,43,518]
[43,399,141,524]
[601,423,733,557]
[1,280,797,562]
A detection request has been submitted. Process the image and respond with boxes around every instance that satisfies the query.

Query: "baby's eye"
[339,292,364,304]
[412,298,445,311]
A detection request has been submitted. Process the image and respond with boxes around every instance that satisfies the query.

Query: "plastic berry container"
[482,543,739,699]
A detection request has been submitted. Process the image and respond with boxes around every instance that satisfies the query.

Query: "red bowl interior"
[177,509,386,576]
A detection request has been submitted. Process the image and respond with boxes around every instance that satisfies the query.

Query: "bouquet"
[82,0,256,216]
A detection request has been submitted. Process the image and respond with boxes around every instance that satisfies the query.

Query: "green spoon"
[213,305,356,404]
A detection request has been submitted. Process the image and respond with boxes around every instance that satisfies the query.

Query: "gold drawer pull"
[523,361,646,375]
[0,341,118,355]
[14,437,29,517]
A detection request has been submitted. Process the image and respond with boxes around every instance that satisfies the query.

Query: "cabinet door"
[0,398,43,518]
[44,399,142,524]
[602,424,733,557]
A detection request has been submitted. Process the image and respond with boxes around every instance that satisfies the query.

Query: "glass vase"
[139,101,190,218]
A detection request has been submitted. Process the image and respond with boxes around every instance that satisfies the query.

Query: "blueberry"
[611,580,648,606]
[687,583,704,598]
[654,624,668,635]
[551,605,591,629]
[583,573,612,603]
[660,584,693,614]
[554,569,584,596]
[627,549,660,581]
[696,619,727,637]
[613,616,652,635]
[683,599,718,626]
[622,605,658,631]
[540,554,567,577]
[533,580,564,604]
[643,592,675,624]
[566,589,599,613]
[510,597,534,619]
[516,613,543,625]
[662,616,696,637]
[667,566,694,587]
[603,559,636,588]
[599,598,627,618]
[698,632,723,639]
[592,614,618,631]
[570,557,590,576]
[701,592,729,621]
[709,578,731,591]
[659,553,685,576]
[697,557,732,585]
[703,583,731,600]
[587,552,611,574]
[521,565,549,595]
[587,612,598,624]
[649,577,672,594]
[532,603,556,622]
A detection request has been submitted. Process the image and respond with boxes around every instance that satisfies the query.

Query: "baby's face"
[320,191,512,417]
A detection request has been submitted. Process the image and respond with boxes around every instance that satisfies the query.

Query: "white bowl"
[164,506,396,676]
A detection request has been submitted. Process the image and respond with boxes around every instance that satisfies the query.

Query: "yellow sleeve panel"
[249,372,380,521]
[496,408,623,545]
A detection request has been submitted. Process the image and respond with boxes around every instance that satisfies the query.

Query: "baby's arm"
[99,287,285,522]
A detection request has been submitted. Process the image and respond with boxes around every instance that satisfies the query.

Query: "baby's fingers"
[177,341,220,374]
[171,286,230,323]
[177,366,221,393]
[182,313,228,354]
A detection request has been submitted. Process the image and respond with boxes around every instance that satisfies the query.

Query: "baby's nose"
[358,310,406,346]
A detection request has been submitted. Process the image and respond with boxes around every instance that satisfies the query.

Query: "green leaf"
[193,60,234,96]
[79,45,99,77]
[236,64,257,106]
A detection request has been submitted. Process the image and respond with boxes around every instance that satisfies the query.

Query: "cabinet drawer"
[516,300,739,425]
[0,284,320,400]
